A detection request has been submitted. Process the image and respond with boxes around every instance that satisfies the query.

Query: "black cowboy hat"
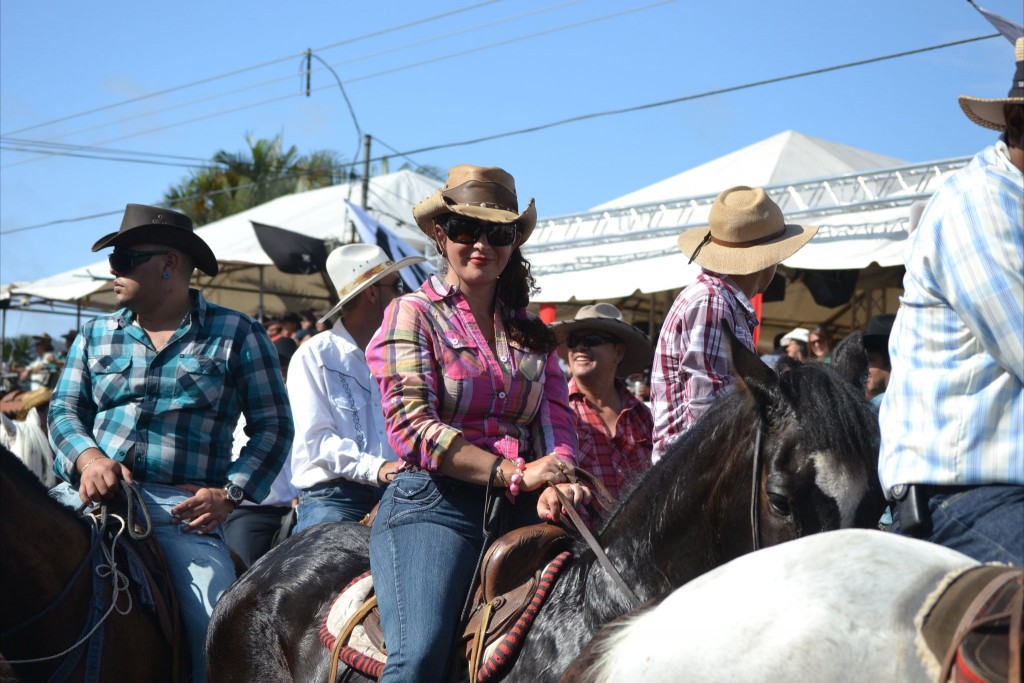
[862,313,895,354]
[91,204,219,276]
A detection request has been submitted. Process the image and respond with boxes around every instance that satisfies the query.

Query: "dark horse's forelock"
[0,445,79,524]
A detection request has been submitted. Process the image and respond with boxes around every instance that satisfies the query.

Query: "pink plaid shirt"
[366,275,576,471]
[650,271,758,461]
[568,377,653,500]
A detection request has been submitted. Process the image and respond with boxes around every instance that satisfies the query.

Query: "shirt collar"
[112,288,202,329]
[701,270,760,329]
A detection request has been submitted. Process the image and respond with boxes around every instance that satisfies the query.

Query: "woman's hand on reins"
[537,482,592,523]
[520,454,575,492]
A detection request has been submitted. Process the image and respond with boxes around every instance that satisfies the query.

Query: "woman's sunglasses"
[108,248,169,275]
[441,216,518,247]
[567,333,620,349]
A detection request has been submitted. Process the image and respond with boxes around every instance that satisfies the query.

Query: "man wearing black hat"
[47,203,294,682]
[862,314,894,410]
[879,39,1023,565]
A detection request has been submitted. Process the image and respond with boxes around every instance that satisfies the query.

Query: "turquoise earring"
[163,271,171,279]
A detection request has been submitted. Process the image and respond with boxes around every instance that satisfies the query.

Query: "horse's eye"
[768,492,792,517]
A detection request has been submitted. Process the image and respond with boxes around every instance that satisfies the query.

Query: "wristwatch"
[223,482,245,507]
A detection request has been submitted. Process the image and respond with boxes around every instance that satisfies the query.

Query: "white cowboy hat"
[958,37,1024,131]
[550,303,653,376]
[780,327,810,346]
[676,186,817,276]
[412,164,537,245]
[318,244,425,324]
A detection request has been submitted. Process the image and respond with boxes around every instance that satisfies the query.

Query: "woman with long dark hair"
[366,164,587,682]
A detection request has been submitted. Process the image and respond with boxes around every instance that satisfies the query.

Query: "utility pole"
[361,134,371,209]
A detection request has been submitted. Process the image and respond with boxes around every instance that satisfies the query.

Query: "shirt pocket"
[515,350,547,383]
[325,368,369,424]
[437,333,485,380]
[173,355,226,409]
[88,355,132,402]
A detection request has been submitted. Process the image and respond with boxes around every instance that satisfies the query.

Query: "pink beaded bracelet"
[507,457,526,497]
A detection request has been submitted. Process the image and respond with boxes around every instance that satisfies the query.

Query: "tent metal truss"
[524,156,971,265]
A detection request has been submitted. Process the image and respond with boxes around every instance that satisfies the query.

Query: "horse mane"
[0,444,82,527]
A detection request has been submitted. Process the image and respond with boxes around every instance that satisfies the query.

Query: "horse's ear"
[723,319,778,402]
[831,331,869,392]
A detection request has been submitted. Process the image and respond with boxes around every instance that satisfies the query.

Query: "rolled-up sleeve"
[48,334,101,483]
[536,350,577,465]
[367,297,460,469]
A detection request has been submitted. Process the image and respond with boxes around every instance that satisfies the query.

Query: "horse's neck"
[1,483,92,599]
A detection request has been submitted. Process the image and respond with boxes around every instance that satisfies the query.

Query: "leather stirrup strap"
[468,600,496,680]
[547,483,640,609]
[938,569,1023,683]
[327,595,379,683]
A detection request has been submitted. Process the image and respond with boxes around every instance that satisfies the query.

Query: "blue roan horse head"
[206,326,885,683]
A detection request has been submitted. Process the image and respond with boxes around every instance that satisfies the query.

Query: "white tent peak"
[593,130,907,210]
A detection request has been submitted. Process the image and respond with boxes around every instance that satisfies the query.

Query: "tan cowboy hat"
[551,303,653,376]
[92,204,219,276]
[412,164,537,244]
[958,37,1024,131]
[676,186,817,276]
[16,388,51,421]
[318,244,426,324]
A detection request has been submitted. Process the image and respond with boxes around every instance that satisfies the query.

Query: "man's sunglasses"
[109,249,170,275]
[441,216,519,247]
[567,333,620,349]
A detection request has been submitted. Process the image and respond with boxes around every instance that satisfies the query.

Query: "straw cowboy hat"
[958,37,1024,131]
[551,303,654,376]
[676,186,817,276]
[318,244,425,324]
[92,203,219,277]
[412,164,537,244]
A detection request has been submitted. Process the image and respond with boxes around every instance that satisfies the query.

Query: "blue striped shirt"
[48,290,294,502]
[879,142,1024,491]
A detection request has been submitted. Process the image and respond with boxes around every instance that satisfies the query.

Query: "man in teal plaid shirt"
[48,203,293,682]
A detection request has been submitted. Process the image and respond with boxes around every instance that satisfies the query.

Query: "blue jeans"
[50,482,235,683]
[293,478,384,533]
[370,472,488,683]
[892,484,1024,565]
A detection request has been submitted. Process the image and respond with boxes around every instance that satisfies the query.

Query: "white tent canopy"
[526,130,962,304]
[12,169,441,318]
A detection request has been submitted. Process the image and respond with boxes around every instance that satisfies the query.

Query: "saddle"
[918,565,1023,683]
[325,523,571,682]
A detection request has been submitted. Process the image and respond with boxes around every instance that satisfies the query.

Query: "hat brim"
[957,96,1024,131]
[413,192,536,245]
[92,226,219,277]
[676,222,817,276]
[551,318,653,376]
[317,255,426,324]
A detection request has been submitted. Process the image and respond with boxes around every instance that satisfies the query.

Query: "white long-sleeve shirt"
[287,320,396,489]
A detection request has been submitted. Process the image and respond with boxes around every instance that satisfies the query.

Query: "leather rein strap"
[547,482,641,610]
[749,424,763,551]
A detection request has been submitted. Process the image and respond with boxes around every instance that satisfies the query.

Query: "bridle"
[749,420,765,551]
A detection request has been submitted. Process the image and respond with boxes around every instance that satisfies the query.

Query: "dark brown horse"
[207,330,886,682]
[0,447,175,682]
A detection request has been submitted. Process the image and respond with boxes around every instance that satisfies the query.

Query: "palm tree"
[164,134,344,226]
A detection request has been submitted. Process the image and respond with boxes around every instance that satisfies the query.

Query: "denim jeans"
[370,471,489,683]
[892,484,1024,565]
[294,478,384,533]
[50,481,235,683]
[222,504,295,567]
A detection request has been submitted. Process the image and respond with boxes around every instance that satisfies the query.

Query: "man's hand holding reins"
[76,448,133,506]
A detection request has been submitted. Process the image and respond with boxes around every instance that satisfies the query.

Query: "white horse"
[563,529,1017,683]
[1,411,55,487]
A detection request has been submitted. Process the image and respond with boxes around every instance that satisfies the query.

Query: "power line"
[2,33,999,236]
[369,33,1001,158]
[0,0,507,138]
[4,0,655,170]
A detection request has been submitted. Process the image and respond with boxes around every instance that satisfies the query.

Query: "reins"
[2,482,152,678]
[548,473,641,610]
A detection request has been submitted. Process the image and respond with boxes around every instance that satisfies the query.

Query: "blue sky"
[1,0,1020,342]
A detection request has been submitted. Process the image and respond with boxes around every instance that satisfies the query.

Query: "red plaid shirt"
[568,377,654,500]
[650,271,758,462]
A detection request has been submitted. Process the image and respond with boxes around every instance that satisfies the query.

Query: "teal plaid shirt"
[49,290,294,502]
